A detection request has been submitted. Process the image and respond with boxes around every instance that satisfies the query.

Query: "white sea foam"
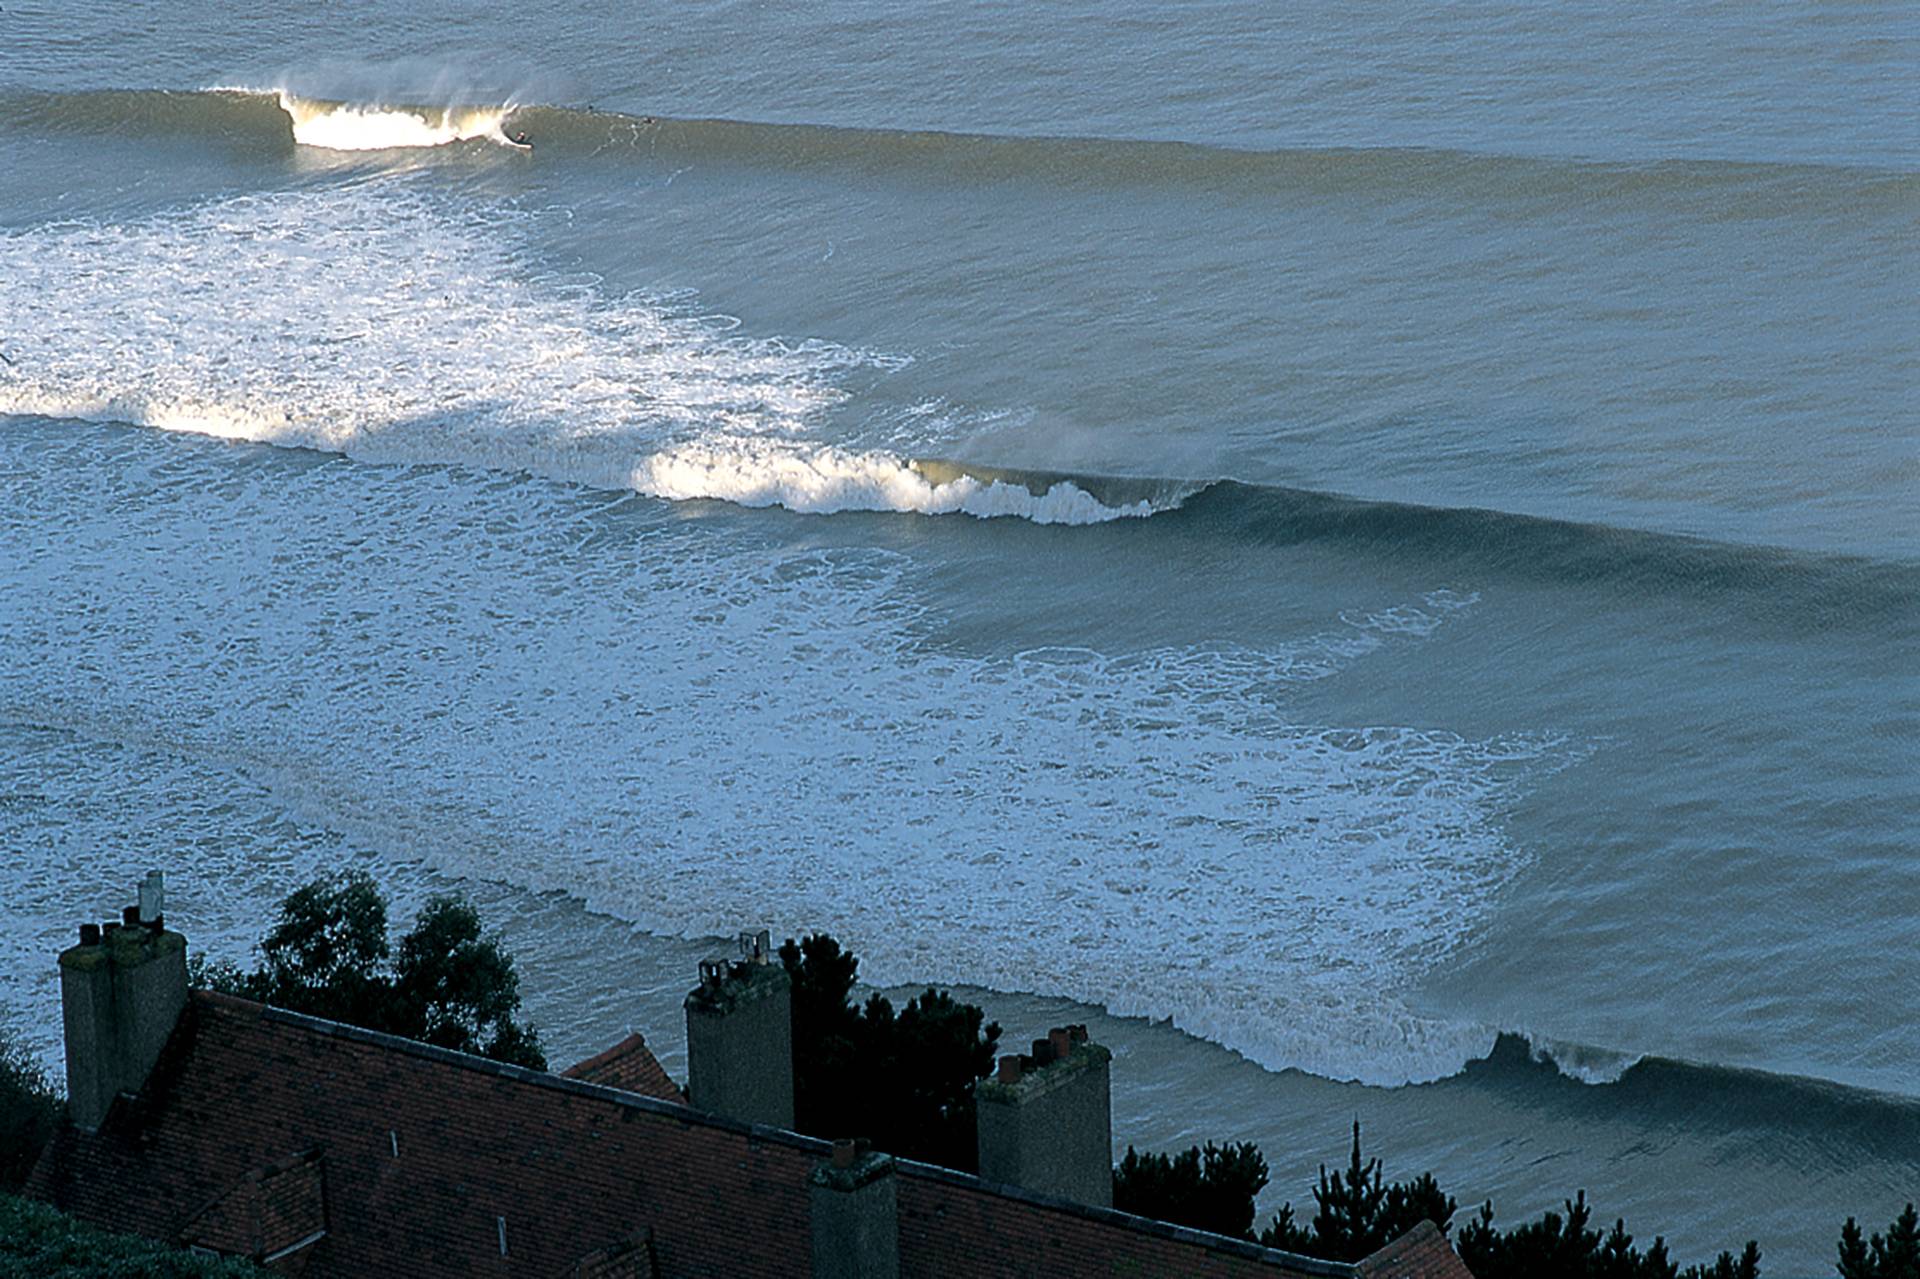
[0,183,1152,525]
[0,420,1561,1084]
[1527,1034,1645,1084]
[277,91,513,151]
[0,180,1563,1086]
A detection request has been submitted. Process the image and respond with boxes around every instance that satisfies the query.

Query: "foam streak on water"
[0,183,1152,525]
[0,411,1560,1086]
[0,177,1568,1085]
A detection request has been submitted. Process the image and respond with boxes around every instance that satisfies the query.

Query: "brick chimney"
[808,1139,899,1279]
[683,929,794,1129]
[59,872,188,1132]
[974,1024,1112,1207]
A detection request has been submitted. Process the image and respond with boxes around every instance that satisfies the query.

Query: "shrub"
[0,1029,59,1192]
[0,1191,264,1277]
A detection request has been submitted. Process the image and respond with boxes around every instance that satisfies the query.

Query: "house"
[27,876,1473,1278]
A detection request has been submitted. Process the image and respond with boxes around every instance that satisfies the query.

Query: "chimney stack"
[808,1140,899,1279]
[683,928,794,1129]
[60,872,189,1132]
[975,1024,1112,1207]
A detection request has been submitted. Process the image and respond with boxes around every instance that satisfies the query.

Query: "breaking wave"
[1462,1033,1920,1159]
[273,91,517,151]
[0,182,1156,525]
[3,86,1912,212]
[3,177,1913,602]
[0,413,1566,1086]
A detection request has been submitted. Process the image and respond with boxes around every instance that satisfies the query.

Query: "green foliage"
[1838,1205,1920,1279]
[208,873,545,1071]
[1457,1193,1657,1278]
[389,896,538,1064]
[780,932,1000,1171]
[228,873,392,1028]
[0,1031,60,1192]
[1452,1191,1762,1279]
[1680,1241,1762,1279]
[0,1192,264,1277]
[1259,1121,1455,1259]
[1113,1141,1269,1239]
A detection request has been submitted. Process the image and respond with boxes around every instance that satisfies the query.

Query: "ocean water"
[1,3,1914,1270]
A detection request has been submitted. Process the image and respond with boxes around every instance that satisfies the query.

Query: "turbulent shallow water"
[1,3,1914,1270]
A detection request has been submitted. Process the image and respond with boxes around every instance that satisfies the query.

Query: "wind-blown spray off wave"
[0,182,1156,524]
[272,90,515,151]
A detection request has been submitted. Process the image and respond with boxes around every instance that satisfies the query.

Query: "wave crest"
[274,91,515,151]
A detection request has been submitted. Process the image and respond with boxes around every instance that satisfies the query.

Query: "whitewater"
[0,184,1156,525]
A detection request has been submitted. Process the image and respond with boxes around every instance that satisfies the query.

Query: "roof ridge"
[200,992,1360,1276]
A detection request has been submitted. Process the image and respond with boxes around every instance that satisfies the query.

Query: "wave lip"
[274,90,515,151]
[630,440,1159,523]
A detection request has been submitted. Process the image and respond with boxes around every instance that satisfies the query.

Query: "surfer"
[510,129,532,149]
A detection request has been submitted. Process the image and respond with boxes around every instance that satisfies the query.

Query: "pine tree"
[1839,1205,1920,1279]
[1841,1219,1875,1279]
[1308,1119,1389,1259]
[1258,1122,1453,1258]
[1887,1204,1920,1279]
[1835,1206,1912,1275]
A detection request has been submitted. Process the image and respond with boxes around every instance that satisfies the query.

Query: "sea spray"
[274,91,516,151]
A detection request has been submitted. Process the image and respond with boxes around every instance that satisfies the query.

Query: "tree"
[779,932,1000,1171]
[1839,1205,1920,1279]
[1681,1241,1761,1279]
[781,933,864,1131]
[0,1030,60,1192]
[1260,1121,1455,1259]
[205,873,545,1071]
[1113,1141,1269,1239]
[242,873,392,1028]
[1453,1190,1758,1279]
[869,987,1001,1171]
[1236,1126,1759,1278]
[1455,1192,1609,1277]
[390,896,540,1064]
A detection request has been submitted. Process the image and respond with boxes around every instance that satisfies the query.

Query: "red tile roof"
[562,1033,683,1103]
[28,990,1470,1278]
[1353,1220,1476,1279]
